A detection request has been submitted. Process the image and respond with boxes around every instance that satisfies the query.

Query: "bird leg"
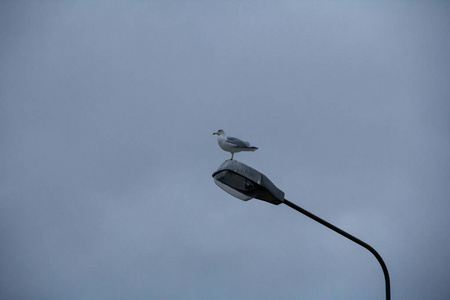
[231,153,234,160]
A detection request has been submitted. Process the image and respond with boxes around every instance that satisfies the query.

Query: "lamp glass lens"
[213,170,259,200]
[214,178,253,201]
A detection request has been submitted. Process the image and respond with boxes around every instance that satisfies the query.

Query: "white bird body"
[213,129,257,160]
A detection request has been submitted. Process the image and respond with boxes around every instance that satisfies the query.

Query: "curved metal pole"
[283,199,390,300]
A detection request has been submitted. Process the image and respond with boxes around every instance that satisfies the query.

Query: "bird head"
[213,129,225,136]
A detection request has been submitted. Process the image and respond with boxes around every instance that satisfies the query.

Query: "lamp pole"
[212,159,390,300]
[283,199,390,300]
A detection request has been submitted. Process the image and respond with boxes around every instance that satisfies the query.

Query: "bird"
[213,129,258,160]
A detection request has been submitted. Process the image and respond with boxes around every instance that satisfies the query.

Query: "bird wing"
[225,137,251,148]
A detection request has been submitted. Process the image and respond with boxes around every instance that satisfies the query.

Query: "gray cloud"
[1,1,449,299]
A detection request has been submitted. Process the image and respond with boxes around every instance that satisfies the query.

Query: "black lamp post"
[212,159,390,300]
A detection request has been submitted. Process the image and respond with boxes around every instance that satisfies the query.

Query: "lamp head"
[212,160,284,205]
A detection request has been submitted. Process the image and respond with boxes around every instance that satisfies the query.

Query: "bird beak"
[213,132,218,135]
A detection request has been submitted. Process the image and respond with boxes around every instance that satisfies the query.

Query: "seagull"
[213,129,258,160]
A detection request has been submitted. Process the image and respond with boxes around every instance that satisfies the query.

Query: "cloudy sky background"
[1,1,449,299]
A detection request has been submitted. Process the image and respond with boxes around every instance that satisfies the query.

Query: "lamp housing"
[212,160,284,205]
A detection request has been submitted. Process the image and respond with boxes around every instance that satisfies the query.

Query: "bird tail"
[249,146,258,151]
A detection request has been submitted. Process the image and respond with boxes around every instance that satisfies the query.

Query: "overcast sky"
[1,1,449,299]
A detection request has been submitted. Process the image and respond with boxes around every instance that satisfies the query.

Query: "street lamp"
[212,159,391,300]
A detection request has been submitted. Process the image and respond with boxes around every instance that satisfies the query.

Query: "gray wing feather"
[226,137,251,148]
